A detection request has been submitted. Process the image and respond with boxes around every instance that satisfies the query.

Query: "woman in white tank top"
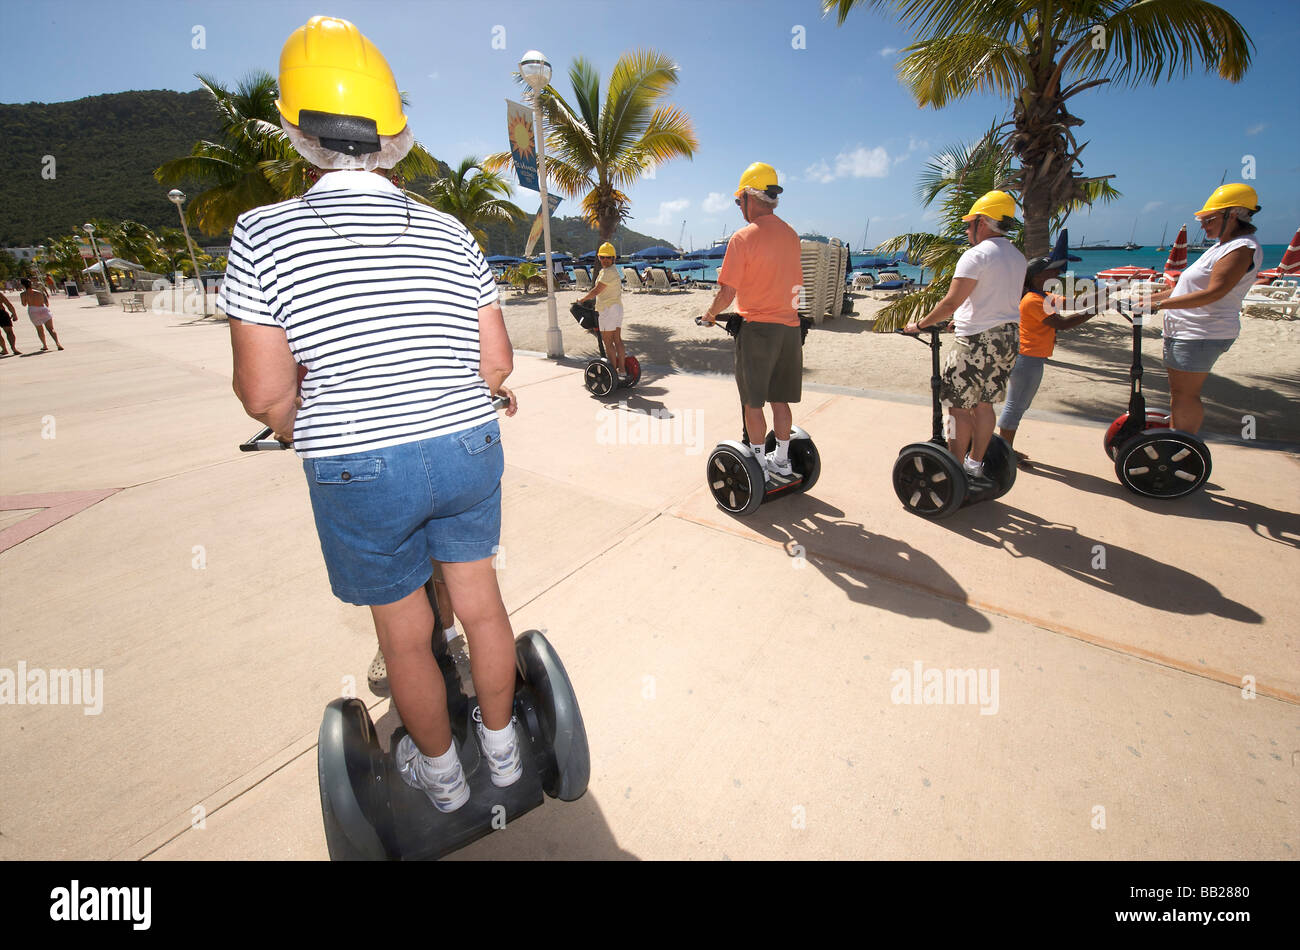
[1147,184,1262,435]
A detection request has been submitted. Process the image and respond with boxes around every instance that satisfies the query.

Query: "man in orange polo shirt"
[701,162,804,478]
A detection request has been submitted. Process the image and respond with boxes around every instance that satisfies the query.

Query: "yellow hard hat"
[961,190,1017,223]
[598,242,616,257]
[735,162,783,198]
[276,16,406,137]
[1195,183,1260,217]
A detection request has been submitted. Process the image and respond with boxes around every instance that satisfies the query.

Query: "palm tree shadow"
[736,494,991,632]
[1023,462,1299,549]
[932,502,1263,622]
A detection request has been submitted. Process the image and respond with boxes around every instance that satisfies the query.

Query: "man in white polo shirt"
[904,190,1027,481]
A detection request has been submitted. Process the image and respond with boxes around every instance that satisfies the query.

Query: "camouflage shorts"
[940,322,1020,410]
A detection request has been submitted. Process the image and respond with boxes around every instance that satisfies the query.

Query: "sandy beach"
[501,284,1300,446]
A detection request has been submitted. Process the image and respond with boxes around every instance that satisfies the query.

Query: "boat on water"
[1072,235,1144,251]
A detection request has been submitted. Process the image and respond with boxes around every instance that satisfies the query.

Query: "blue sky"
[5,0,1299,246]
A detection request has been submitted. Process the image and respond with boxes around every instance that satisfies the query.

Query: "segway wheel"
[892,443,966,518]
[764,427,821,494]
[982,434,1017,500]
[624,355,641,387]
[584,360,616,397]
[1104,410,1171,460]
[706,443,766,516]
[1114,429,1211,499]
[317,698,393,861]
[515,630,590,802]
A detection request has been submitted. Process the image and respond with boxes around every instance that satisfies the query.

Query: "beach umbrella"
[684,246,724,259]
[1256,225,1300,284]
[530,251,572,261]
[630,245,680,260]
[1050,230,1083,263]
[485,255,524,264]
[1160,224,1189,286]
[1095,265,1157,282]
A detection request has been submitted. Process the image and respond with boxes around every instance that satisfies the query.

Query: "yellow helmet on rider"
[276,16,407,151]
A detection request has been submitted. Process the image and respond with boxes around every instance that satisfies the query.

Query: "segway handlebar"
[695,312,744,337]
[239,392,512,452]
[894,322,949,346]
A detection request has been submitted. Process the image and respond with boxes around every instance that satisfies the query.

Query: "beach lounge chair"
[646,267,673,294]
[1241,280,1300,317]
[573,266,592,291]
[851,272,875,292]
[121,292,146,312]
[623,268,647,293]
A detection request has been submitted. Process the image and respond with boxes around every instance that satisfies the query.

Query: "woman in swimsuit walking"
[19,278,63,351]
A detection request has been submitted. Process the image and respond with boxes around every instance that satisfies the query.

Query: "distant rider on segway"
[576,242,628,378]
[701,162,804,481]
[904,190,1027,488]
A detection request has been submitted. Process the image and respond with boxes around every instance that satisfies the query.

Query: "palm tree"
[98,221,166,273]
[156,71,443,237]
[484,50,698,241]
[41,236,88,286]
[424,158,527,251]
[824,0,1253,258]
[872,126,1119,330]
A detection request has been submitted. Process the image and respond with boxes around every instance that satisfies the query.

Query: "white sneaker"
[395,734,470,813]
[473,706,523,788]
[764,451,795,479]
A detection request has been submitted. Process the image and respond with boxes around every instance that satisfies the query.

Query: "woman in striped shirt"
[224,17,524,812]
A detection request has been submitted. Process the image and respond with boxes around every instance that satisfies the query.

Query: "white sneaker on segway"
[395,733,470,813]
[764,451,796,482]
[473,706,523,788]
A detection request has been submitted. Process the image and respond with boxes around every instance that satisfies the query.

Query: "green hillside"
[0,87,678,255]
[475,212,678,259]
[0,89,220,246]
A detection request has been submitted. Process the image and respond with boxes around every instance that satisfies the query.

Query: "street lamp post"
[520,49,563,359]
[82,223,109,295]
[168,189,207,316]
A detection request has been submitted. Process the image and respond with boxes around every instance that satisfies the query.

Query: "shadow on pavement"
[934,501,1264,623]
[1024,462,1300,549]
[741,494,991,633]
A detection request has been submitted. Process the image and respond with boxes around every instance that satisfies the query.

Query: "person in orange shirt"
[701,162,804,480]
[996,256,1097,466]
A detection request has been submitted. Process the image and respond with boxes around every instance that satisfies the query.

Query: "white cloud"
[806,146,891,184]
[1141,200,1163,214]
[702,192,731,214]
[880,47,898,57]
[805,160,834,184]
[893,136,930,165]
[1246,122,1267,136]
[646,198,689,226]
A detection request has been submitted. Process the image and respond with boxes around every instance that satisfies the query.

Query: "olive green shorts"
[736,321,802,407]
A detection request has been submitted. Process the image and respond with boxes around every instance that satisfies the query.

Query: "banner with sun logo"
[506,99,539,192]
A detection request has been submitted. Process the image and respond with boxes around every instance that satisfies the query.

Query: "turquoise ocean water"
[622,245,1289,286]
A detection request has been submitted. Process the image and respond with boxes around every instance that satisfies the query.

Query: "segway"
[570,301,640,397]
[892,325,1016,518]
[1103,299,1211,499]
[239,396,591,860]
[696,313,821,516]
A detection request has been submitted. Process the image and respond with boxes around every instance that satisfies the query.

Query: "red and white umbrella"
[1256,225,1300,284]
[1161,224,1188,286]
[1095,265,1157,282]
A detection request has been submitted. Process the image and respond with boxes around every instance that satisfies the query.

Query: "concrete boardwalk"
[1,298,1296,861]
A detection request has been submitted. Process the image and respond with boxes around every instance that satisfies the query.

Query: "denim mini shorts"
[302,420,504,606]
[1163,337,1234,373]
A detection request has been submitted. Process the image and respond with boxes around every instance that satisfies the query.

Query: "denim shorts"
[1163,337,1234,373]
[302,420,504,606]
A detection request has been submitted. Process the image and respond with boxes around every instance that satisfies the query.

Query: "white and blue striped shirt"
[219,170,499,458]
